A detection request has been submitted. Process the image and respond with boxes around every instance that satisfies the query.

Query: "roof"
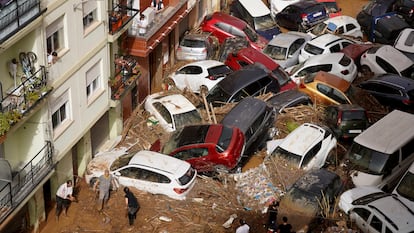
[373,45,413,71]
[308,34,345,47]
[279,123,325,156]
[207,12,247,29]
[267,90,311,112]
[354,110,414,154]
[314,71,351,92]
[268,32,310,48]
[147,93,197,115]
[129,150,190,175]
[291,169,339,195]
[237,0,271,17]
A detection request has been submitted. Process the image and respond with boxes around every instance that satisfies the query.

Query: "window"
[178,66,202,75]
[376,57,398,74]
[353,208,371,221]
[82,0,97,30]
[370,215,383,232]
[46,17,65,54]
[175,148,208,160]
[51,91,71,136]
[346,23,356,32]
[86,61,102,100]
[329,44,341,52]
[153,102,172,124]
[52,104,67,129]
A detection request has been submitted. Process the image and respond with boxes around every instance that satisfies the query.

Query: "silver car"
[176,33,218,61]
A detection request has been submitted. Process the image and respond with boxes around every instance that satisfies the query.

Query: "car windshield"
[263,44,288,60]
[173,110,201,130]
[273,146,301,168]
[395,170,414,202]
[206,85,232,105]
[253,15,277,30]
[207,65,232,77]
[401,65,414,79]
[346,143,389,175]
[180,38,205,48]
[272,68,291,86]
[243,26,259,42]
[342,110,367,120]
[110,154,134,171]
[216,125,233,152]
[178,167,196,185]
[304,43,324,55]
[311,23,328,35]
[290,62,305,74]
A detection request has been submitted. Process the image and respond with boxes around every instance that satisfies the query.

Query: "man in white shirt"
[236,219,250,233]
[55,180,75,221]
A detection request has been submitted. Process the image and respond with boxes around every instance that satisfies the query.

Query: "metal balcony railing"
[0,141,53,223]
[108,4,139,35]
[0,0,45,43]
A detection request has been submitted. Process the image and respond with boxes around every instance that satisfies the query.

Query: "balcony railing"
[108,4,139,35]
[109,55,141,100]
[0,141,53,223]
[0,0,46,43]
[0,66,51,137]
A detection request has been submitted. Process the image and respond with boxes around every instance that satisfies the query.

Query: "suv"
[275,0,329,31]
[200,12,268,50]
[368,13,410,45]
[222,97,276,157]
[325,104,370,139]
[206,64,281,107]
[298,34,354,63]
[339,186,414,233]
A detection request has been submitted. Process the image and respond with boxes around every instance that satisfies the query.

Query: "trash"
[212,203,217,210]
[222,214,237,228]
[159,216,172,222]
[192,198,204,203]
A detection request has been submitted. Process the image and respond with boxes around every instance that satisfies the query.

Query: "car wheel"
[360,65,372,77]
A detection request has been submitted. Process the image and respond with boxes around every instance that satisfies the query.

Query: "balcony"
[107,4,139,43]
[0,66,52,138]
[109,55,141,100]
[0,141,53,223]
[0,0,46,44]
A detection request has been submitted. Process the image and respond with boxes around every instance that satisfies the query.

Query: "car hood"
[87,149,128,173]
[339,186,384,213]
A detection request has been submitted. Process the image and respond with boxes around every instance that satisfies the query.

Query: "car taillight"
[174,187,188,194]
[341,70,349,75]
[301,13,308,19]
[402,99,414,105]
[207,75,216,80]
[337,111,342,126]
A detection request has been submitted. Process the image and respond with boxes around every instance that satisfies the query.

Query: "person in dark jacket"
[124,187,140,226]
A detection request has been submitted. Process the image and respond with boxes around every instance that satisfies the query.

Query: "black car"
[266,89,312,114]
[325,104,370,139]
[392,0,414,25]
[368,13,410,44]
[356,0,397,33]
[206,64,281,107]
[221,97,276,157]
[275,0,329,31]
[358,74,414,112]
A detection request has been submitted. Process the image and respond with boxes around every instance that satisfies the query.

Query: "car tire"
[360,65,372,77]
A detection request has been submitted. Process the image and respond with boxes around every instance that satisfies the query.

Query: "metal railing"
[108,4,139,35]
[0,141,53,223]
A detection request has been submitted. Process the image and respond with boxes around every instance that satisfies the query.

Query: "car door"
[175,65,204,91]
[172,146,213,172]
[115,166,159,195]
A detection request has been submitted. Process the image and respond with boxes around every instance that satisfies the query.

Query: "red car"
[225,46,297,92]
[200,12,268,51]
[159,124,245,174]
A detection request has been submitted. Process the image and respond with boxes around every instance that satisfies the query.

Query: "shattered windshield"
[253,15,277,30]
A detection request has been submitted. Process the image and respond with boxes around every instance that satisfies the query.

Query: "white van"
[393,161,414,210]
[230,0,280,40]
[345,110,414,191]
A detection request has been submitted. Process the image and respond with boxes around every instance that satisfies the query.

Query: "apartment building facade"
[0,0,223,232]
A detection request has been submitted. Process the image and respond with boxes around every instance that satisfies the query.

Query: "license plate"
[349,129,362,133]
[313,12,322,17]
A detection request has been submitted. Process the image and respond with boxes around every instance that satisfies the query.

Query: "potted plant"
[0,113,11,138]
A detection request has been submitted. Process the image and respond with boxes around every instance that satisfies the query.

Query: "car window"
[153,102,172,124]
[215,22,232,33]
[395,166,414,202]
[178,167,196,185]
[336,26,344,34]
[317,83,332,96]
[376,84,400,95]
[302,141,322,167]
[369,215,383,232]
[329,44,341,52]
[231,26,246,37]
[304,43,324,55]
[175,148,209,160]
[180,38,206,48]
[217,126,233,152]
[339,54,352,66]
[342,110,367,121]
[375,57,398,74]
[207,65,232,76]
[353,208,371,221]
[290,38,305,55]
[342,41,352,48]
[244,81,263,95]
[238,60,250,67]
[383,150,400,176]
[178,65,203,75]
[298,64,333,76]
[119,167,171,183]
[330,88,350,104]
[346,23,356,32]
[385,227,392,233]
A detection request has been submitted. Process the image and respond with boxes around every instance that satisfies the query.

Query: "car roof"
[215,64,269,94]
[371,74,414,91]
[308,34,347,47]
[129,150,190,176]
[368,45,413,70]
[237,0,271,17]
[146,93,197,115]
[222,97,270,133]
[182,60,226,68]
[354,110,414,154]
[324,15,358,25]
[314,71,351,92]
[279,123,325,156]
[171,124,225,146]
[236,47,279,70]
[268,32,311,47]
[394,28,414,53]
[304,52,346,66]
[267,90,311,112]
[205,12,247,29]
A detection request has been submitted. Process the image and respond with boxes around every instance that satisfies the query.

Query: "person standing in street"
[278,216,293,233]
[236,219,250,233]
[55,180,75,221]
[93,169,117,211]
[267,201,279,232]
[124,187,140,226]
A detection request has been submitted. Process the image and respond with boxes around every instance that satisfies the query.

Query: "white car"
[269,0,301,18]
[286,52,358,84]
[85,149,197,200]
[393,161,414,211]
[168,60,232,93]
[394,28,414,62]
[269,123,337,171]
[308,16,363,39]
[339,186,414,233]
[262,31,312,68]
[144,92,202,132]
[298,33,354,63]
[360,45,414,78]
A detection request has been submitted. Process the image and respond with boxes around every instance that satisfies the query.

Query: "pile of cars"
[85,2,414,229]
